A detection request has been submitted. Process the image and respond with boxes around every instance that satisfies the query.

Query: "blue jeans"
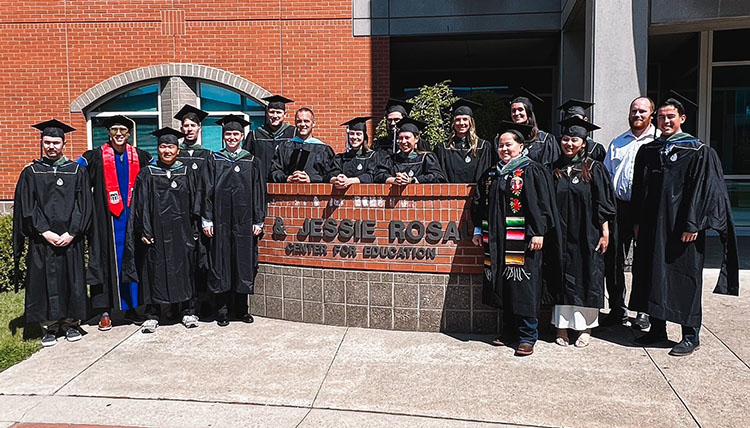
[516,316,538,345]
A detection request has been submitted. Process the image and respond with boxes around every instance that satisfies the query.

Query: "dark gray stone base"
[251,263,501,334]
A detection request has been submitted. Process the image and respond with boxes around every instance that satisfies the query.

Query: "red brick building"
[0,0,390,200]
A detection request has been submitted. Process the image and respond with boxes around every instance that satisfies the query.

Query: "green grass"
[0,290,42,372]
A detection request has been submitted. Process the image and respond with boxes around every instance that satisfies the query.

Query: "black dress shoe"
[600,310,628,326]
[634,330,668,345]
[242,314,254,324]
[669,339,700,356]
[632,313,650,330]
[217,312,229,327]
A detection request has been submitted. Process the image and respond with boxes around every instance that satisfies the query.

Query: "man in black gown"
[13,120,92,347]
[270,108,334,183]
[78,115,153,330]
[174,104,211,320]
[201,114,266,326]
[372,98,413,156]
[631,98,739,356]
[243,95,296,181]
[123,127,199,333]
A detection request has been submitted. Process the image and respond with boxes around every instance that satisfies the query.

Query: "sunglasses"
[108,127,130,136]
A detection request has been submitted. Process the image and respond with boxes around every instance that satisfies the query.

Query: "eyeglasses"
[108,127,130,136]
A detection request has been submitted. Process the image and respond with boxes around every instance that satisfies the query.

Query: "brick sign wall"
[259,184,484,274]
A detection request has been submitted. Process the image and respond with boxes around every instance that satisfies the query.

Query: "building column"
[160,76,198,129]
[585,0,649,147]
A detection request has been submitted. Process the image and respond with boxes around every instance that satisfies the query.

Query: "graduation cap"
[385,98,413,116]
[263,95,294,111]
[396,117,427,135]
[559,116,600,139]
[103,115,134,130]
[174,104,208,123]
[558,99,594,118]
[511,86,544,105]
[32,119,75,140]
[215,114,250,132]
[340,116,371,132]
[451,98,482,118]
[498,120,533,141]
[150,127,185,146]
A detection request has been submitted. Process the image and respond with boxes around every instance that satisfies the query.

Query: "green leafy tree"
[375,80,458,150]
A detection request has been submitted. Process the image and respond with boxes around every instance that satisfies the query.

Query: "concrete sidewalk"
[1,270,748,428]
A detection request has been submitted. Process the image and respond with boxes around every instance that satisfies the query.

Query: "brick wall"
[0,1,390,199]
[251,265,500,334]
[260,184,484,274]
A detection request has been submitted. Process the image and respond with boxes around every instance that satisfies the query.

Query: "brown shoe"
[515,342,534,356]
[98,312,112,331]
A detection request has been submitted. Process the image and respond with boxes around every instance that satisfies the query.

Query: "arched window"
[197,82,265,151]
[88,83,160,154]
[83,79,266,156]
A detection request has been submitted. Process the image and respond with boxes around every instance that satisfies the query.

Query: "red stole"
[101,143,140,217]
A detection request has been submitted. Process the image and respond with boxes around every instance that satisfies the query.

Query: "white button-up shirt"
[604,124,659,201]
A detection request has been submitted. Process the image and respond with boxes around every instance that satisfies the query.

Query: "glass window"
[712,29,750,63]
[91,84,159,113]
[89,83,160,156]
[711,65,750,227]
[647,33,700,136]
[198,82,265,151]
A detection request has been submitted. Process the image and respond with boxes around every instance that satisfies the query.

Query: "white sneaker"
[182,315,199,329]
[141,319,158,333]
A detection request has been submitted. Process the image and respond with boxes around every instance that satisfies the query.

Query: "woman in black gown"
[376,118,445,184]
[328,117,379,189]
[434,99,492,183]
[501,96,560,169]
[550,116,616,348]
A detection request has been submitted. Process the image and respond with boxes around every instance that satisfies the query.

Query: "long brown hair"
[446,116,480,156]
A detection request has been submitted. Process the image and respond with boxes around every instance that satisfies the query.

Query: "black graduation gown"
[243,123,296,181]
[630,135,739,327]
[201,151,267,294]
[471,160,562,318]
[552,158,616,308]
[122,163,198,305]
[326,149,380,183]
[587,137,606,162]
[79,146,153,310]
[373,134,396,157]
[375,151,446,183]
[176,143,212,280]
[434,137,492,183]
[12,159,92,323]
[269,138,335,183]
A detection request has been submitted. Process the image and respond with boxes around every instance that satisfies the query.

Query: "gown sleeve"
[270,143,289,183]
[358,154,378,184]
[374,153,394,183]
[11,168,32,292]
[475,140,493,183]
[590,161,617,226]
[68,166,93,237]
[629,147,648,228]
[684,146,739,296]
[310,145,335,183]
[243,129,256,153]
[470,169,490,232]
[326,153,344,182]
[540,132,561,169]
[416,152,446,183]
[201,155,216,224]
[253,158,267,227]
[122,170,150,284]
